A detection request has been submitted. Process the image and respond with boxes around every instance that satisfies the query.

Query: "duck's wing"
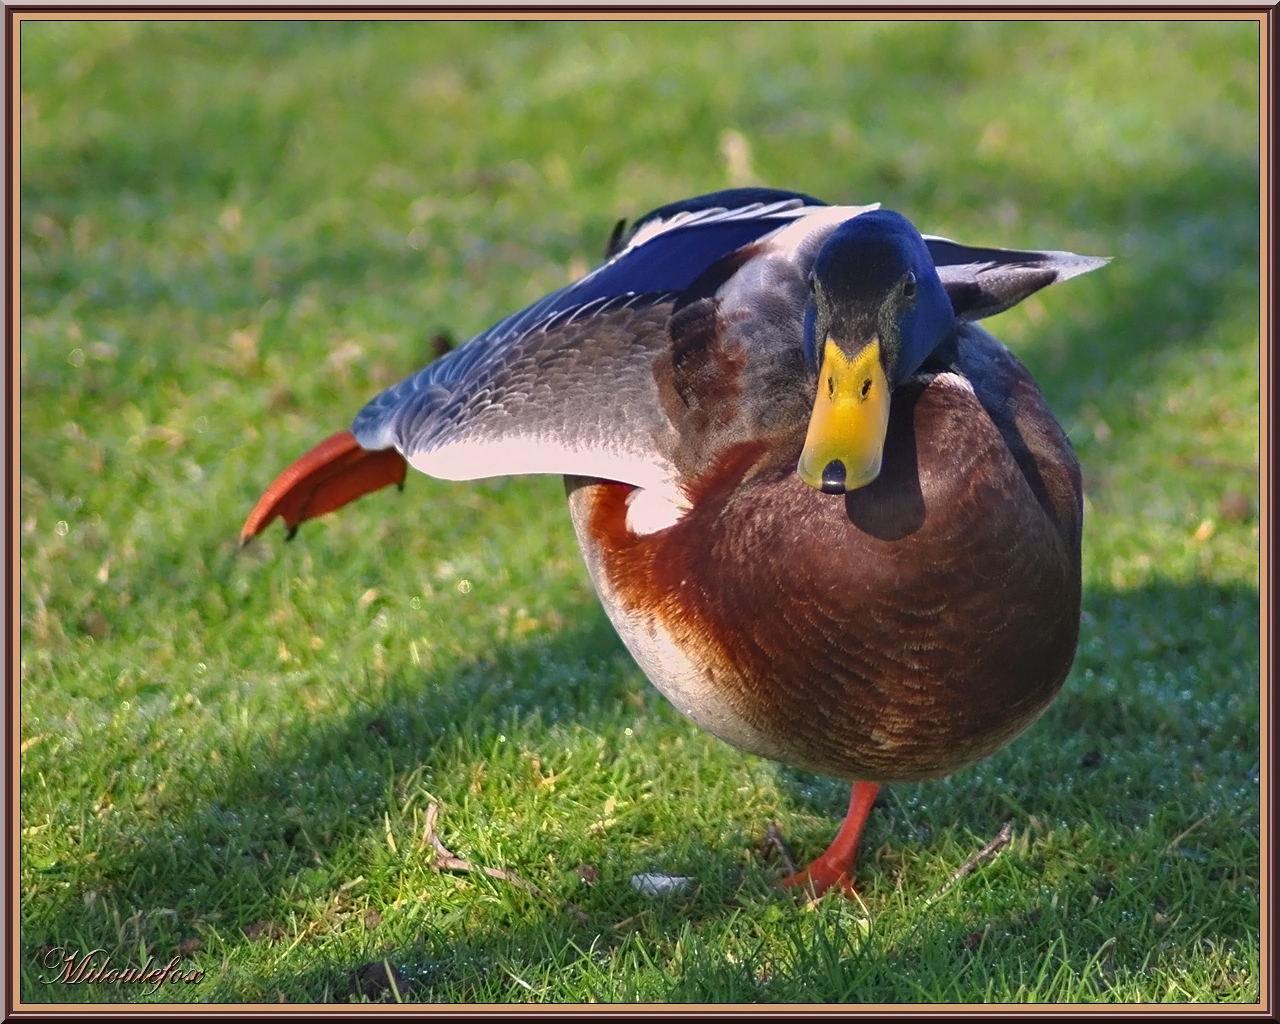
[924,236,1109,320]
[242,199,872,542]
[350,198,856,474]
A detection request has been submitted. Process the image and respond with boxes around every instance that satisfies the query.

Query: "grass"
[17,18,1261,1004]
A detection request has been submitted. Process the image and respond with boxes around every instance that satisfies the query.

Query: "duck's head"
[799,210,955,494]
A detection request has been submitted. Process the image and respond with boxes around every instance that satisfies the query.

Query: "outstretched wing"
[243,197,869,542]
[352,193,827,449]
[350,200,871,485]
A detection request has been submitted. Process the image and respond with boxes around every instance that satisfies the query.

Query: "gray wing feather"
[923,235,1109,321]
[355,297,687,498]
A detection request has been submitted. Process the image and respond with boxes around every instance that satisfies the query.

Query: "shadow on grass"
[22,571,1259,1003]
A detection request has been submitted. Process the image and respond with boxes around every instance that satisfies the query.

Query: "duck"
[242,188,1105,898]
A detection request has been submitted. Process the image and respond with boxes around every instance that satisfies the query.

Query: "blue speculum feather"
[624,187,826,235]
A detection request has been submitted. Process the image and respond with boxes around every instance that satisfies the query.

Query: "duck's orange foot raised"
[240,430,407,544]
[780,781,880,899]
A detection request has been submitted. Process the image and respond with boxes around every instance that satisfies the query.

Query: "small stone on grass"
[350,961,408,1001]
[243,920,283,943]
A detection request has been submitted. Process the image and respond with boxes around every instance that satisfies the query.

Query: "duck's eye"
[903,271,917,299]
[827,375,836,398]
[860,378,873,399]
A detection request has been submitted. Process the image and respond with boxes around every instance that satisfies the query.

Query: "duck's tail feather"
[240,430,408,544]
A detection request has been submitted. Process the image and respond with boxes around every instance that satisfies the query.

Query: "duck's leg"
[781,781,880,898]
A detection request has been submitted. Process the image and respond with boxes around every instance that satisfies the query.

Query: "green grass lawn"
[18,19,1261,1004]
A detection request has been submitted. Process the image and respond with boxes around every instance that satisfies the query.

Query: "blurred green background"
[19,19,1260,1003]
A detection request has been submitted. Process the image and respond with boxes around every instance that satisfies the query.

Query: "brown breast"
[567,353,1082,784]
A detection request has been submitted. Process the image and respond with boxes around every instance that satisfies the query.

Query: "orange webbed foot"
[778,781,880,900]
[241,430,408,543]
[781,863,859,900]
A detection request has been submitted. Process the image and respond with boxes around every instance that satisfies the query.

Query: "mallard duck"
[242,188,1104,897]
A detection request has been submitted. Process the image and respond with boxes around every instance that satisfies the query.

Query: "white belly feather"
[565,481,792,763]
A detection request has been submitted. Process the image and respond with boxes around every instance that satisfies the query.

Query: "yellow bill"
[798,338,891,493]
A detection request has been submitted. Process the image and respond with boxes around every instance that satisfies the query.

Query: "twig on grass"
[1163,810,1213,855]
[929,821,1014,904]
[421,802,590,921]
[421,805,537,892]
